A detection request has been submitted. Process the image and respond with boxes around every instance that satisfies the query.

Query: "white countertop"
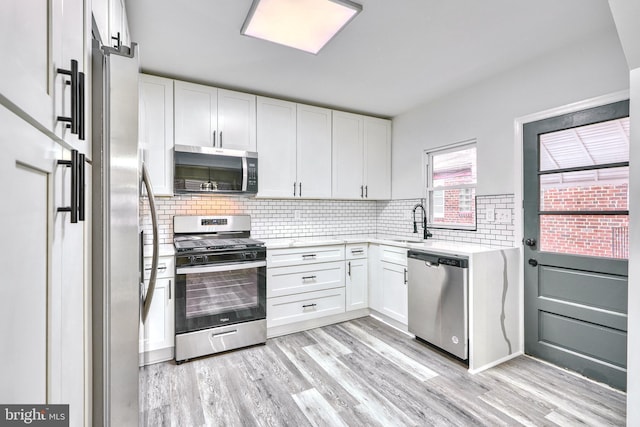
[259,234,513,256]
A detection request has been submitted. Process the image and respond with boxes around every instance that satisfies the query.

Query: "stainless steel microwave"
[174,145,258,195]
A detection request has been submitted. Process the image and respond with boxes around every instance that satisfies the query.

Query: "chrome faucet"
[412,203,433,239]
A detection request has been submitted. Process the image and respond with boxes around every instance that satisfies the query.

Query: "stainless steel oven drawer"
[175,319,266,362]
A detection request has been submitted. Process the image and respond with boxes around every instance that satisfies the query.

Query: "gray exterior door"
[523,100,629,390]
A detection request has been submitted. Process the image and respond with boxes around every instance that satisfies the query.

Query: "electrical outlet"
[495,208,512,223]
[485,208,495,222]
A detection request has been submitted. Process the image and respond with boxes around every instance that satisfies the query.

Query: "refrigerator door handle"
[141,163,159,323]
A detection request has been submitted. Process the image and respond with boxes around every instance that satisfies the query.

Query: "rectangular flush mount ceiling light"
[241,0,362,54]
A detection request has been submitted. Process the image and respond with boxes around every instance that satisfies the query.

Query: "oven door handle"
[176,260,266,275]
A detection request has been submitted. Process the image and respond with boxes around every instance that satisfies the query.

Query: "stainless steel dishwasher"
[407,249,469,360]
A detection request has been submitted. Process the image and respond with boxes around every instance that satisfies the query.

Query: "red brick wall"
[432,169,476,226]
[540,183,629,258]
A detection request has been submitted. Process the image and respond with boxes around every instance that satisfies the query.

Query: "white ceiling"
[125,0,617,118]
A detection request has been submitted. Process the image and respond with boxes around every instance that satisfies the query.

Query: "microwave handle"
[242,156,248,192]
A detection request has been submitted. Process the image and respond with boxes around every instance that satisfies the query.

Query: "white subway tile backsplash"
[140,194,516,248]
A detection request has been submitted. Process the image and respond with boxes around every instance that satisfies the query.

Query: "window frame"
[424,140,478,231]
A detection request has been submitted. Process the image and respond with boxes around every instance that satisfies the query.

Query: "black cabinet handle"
[220,131,223,147]
[365,185,368,198]
[360,185,364,198]
[78,71,85,140]
[302,254,317,259]
[302,303,317,309]
[403,268,408,284]
[299,182,302,197]
[348,261,351,277]
[302,275,317,281]
[78,152,85,221]
[57,60,78,135]
[56,60,85,140]
[293,182,297,197]
[57,149,78,223]
[111,32,121,49]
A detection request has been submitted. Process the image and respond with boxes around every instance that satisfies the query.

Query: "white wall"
[392,28,629,198]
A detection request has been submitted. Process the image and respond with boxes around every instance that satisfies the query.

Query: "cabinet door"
[140,74,174,196]
[0,0,54,127]
[174,80,218,147]
[346,258,368,311]
[380,262,408,324]
[0,107,57,404]
[297,104,332,198]
[140,278,174,359]
[53,148,86,425]
[256,96,297,197]
[332,111,364,199]
[364,117,391,199]
[53,0,87,147]
[218,89,256,151]
[368,245,382,312]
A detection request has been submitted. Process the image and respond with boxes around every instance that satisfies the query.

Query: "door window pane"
[539,117,629,171]
[540,214,628,259]
[539,167,629,211]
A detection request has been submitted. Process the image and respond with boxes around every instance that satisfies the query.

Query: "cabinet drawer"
[380,245,408,266]
[143,255,175,280]
[267,288,346,328]
[268,261,345,298]
[267,245,345,267]
[346,243,368,260]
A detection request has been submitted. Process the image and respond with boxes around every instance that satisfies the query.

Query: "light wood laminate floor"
[140,317,625,426]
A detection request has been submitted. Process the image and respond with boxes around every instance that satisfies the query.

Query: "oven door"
[175,260,266,334]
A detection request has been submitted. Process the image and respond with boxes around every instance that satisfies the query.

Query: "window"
[425,142,477,229]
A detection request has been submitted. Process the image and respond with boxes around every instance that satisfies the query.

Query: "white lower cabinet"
[267,288,346,328]
[370,244,408,325]
[346,243,368,312]
[139,254,175,365]
[267,245,347,332]
[379,261,408,324]
[268,261,344,298]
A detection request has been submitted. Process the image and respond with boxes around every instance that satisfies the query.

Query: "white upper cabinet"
[332,111,365,198]
[93,0,131,50]
[296,104,332,198]
[257,97,331,198]
[363,116,392,199]
[218,89,257,152]
[332,111,391,199]
[174,80,218,148]
[256,97,297,198]
[139,74,174,196]
[174,80,256,152]
[1,0,88,148]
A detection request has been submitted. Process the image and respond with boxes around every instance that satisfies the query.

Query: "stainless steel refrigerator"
[91,34,159,426]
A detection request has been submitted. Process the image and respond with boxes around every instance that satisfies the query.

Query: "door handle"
[525,238,537,247]
[528,258,538,267]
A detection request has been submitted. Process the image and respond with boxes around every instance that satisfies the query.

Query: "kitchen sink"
[388,238,424,244]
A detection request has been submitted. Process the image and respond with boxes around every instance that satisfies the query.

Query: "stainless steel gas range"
[173,215,266,363]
